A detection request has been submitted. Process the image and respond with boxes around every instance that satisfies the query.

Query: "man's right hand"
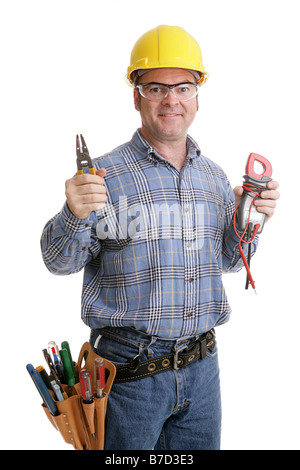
[65,168,107,219]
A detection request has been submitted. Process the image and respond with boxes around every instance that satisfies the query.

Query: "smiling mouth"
[158,113,182,117]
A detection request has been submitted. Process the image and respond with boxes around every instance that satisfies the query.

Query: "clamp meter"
[234,153,273,291]
[237,153,273,236]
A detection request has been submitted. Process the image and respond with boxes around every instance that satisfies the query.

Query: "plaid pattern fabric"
[41,130,258,339]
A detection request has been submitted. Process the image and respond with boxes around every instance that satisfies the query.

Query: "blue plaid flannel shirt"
[41,130,258,339]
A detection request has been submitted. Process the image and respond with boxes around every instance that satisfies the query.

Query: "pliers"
[76,134,96,175]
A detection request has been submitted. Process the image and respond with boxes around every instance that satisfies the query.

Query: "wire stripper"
[76,134,96,175]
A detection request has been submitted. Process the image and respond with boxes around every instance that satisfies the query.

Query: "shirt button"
[186,243,191,248]
[188,278,194,283]
[187,312,192,317]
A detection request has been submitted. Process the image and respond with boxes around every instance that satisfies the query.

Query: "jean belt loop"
[138,343,145,357]
[146,336,157,358]
[93,333,102,350]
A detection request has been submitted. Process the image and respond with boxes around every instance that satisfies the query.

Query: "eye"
[177,85,191,94]
[174,83,198,101]
[148,85,163,94]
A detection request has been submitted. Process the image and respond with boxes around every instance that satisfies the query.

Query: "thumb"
[233,185,243,198]
[96,168,107,177]
[233,185,243,208]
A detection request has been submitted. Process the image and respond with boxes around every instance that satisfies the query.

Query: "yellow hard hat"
[126,25,208,87]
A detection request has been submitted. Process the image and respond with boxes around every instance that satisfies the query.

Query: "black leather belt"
[113,329,216,383]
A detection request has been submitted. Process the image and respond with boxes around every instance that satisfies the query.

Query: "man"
[41,25,279,450]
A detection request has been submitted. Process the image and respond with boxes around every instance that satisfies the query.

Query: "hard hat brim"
[126,68,208,88]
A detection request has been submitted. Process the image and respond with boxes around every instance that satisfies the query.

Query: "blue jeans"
[90,327,222,450]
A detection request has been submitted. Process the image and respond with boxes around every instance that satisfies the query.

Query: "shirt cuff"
[59,202,98,237]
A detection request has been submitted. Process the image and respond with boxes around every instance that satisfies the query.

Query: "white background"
[1,0,299,450]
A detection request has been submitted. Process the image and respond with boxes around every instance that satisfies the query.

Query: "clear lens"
[137,83,198,102]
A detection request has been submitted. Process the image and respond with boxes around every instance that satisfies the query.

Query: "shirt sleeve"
[221,183,259,273]
[40,202,102,275]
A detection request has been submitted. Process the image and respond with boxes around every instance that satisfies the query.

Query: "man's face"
[134,68,198,145]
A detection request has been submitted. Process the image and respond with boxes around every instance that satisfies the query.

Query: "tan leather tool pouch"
[42,342,116,450]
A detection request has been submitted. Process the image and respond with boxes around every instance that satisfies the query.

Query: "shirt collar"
[132,129,201,165]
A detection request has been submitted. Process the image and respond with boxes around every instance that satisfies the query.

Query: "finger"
[80,193,108,204]
[267,180,279,190]
[74,173,104,186]
[254,199,276,209]
[76,183,107,195]
[255,205,275,218]
[260,189,280,200]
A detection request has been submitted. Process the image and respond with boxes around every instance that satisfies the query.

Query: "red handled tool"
[94,357,105,398]
[233,153,273,291]
[79,369,93,404]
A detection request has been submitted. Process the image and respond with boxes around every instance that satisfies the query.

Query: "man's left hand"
[233,180,280,222]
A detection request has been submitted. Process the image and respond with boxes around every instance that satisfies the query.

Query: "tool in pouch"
[233,153,273,292]
[76,134,96,175]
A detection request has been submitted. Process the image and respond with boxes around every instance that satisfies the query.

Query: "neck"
[140,128,187,171]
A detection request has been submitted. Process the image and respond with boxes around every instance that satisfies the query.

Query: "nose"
[161,88,180,105]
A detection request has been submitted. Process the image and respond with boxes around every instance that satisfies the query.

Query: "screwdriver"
[79,369,93,404]
[79,369,95,440]
[94,358,105,398]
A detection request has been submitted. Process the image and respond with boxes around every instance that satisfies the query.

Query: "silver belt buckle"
[173,345,188,370]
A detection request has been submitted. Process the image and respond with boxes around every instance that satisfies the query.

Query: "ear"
[133,88,140,111]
